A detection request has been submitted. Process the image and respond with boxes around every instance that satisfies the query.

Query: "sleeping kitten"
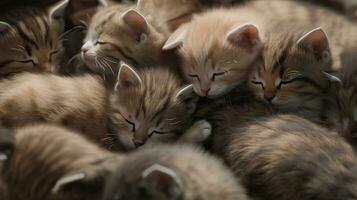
[0,63,208,150]
[248,25,339,127]
[336,47,357,144]
[225,114,357,200]
[163,8,264,98]
[0,0,68,77]
[81,0,200,75]
[103,145,249,200]
[0,124,123,200]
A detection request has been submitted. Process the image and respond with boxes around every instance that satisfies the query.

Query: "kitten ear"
[115,62,142,91]
[0,21,12,33]
[175,85,199,114]
[121,9,148,43]
[297,27,330,61]
[163,28,187,50]
[52,173,86,194]
[141,164,183,200]
[48,0,69,22]
[226,23,261,52]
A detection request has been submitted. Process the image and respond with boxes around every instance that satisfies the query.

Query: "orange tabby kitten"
[0,63,208,151]
[0,0,69,77]
[81,0,201,75]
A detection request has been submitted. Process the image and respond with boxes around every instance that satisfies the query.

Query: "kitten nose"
[201,87,211,96]
[81,46,89,54]
[132,139,145,148]
[264,92,275,102]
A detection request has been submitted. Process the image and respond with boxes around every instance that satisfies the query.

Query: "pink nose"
[81,46,89,54]
[201,87,211,96]
[132,139,145,148]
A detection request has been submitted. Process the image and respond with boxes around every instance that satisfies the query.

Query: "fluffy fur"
[226,114,357,200]
[1,124,123,200]
[103,145,249,200]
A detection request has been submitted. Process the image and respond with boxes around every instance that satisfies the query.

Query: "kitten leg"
[178,120,212,144]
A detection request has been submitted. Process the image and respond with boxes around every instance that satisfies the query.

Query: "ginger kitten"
[225,114,357,200]
[248,25,339,127]
[81,0,200,75]
[0,63,207,150]
[163,8,265,98]
[0,124,123,200]
[103,145,249,200]
[0,0,68,77]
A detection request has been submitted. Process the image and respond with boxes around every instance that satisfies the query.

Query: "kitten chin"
[103,145,249,200]
[0,0,68,77]
[223,114,357,200]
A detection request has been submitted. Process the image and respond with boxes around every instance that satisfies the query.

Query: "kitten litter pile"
[0,0,357,200]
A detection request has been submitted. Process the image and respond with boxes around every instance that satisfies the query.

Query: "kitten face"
[248,28,333,110]
[82,4,167,73]
[0,1,67,77]
[108,63,197,151]
[164,22,262,99]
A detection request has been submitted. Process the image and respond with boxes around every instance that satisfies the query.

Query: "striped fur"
[336,47,357,144]
[0,1,68,77]
[1,124,123,200]
[225,114,357,200]
[248,24,339,128]
[81,0,200,74]
[0,66,199,151]
[103,145,249,200]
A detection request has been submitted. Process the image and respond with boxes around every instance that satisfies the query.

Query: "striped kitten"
[225,114,357,200]
[0,0,68,77]
[248,25,340,127]
[163,8,264,98]
[103,145,249,200]
[81,0,200,74]
[0,124,123,200]
[336,48,357,144]
[0,63,206,150]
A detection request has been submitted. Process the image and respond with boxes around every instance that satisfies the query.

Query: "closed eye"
[118,112,136,132]
[95,40,107,45]
[251,80,265,89]
[189,74,200,81]
[278,78,300,89]
[16,59,37,66]
[211,72,225,81]
[49,49,60,62]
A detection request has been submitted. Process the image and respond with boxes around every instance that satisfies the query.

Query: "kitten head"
[163,12,263,98]
[108,63,198,151]
[0,0,68,77]
[82,1,170,73]
[104,163,184,200]
[336,49,357,141]
[248,27,336,110]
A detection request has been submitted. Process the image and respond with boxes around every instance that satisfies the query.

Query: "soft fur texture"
[103,145,249,200]
[223,114,357,200]
[2,124,123,200]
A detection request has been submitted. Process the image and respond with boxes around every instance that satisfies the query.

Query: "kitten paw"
[179,120,212,144]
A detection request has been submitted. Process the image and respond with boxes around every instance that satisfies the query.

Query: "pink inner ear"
[119,67,135,87]
[310,31,329,55]
[123,10,147,38]
[228,25,260,52]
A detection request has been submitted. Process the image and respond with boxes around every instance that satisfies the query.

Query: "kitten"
[0,0,68,77]
[224,114,357,200]
[163,8,264,98]
[336,47,357,144]
[81,0,200,75]
[0,63,207,150]
[0,124,123,200]
[103,145,249,200]
[247,24,339,128]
